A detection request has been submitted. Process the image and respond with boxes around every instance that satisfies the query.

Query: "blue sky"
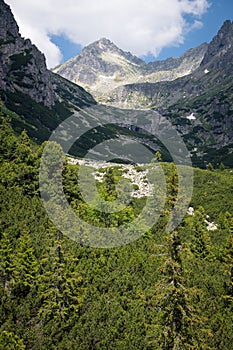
[7,0,233,68]
[51,0,233,63]
[155,1,233,61]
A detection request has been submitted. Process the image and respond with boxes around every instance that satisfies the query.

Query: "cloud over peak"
[7,0,210,68]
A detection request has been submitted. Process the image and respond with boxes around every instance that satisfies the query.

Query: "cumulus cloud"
[6,0,210,68]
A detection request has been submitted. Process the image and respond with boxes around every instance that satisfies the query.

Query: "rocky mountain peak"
[78,37,145,66]
[53,37,147,96]
[95,37,115,49]
[82,37,116,53]
[54,36,206,104]
[201,20,233,68]
[218,19,233,37]
[0,0,56,106]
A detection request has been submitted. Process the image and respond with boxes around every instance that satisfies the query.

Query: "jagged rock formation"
[200,20,233,69]
[147,44,208,72]
[0,0,56,106]
[53,38,207,104]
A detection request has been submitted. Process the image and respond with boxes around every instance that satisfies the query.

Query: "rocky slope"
[53,38,207,104]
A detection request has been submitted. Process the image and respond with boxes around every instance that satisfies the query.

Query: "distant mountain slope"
[53,38,207,104]
[109,20,233,110]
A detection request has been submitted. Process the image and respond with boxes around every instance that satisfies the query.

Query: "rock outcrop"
[0,0,56,106]
[200,20,233,70]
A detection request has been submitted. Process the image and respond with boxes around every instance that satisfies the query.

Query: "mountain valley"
[0,0,232,168]
[0,1,233,349]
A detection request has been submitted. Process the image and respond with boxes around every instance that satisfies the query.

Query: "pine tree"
[206,163,214,171]
[165,162,191,232]
[0,115,38,195]
[0,105,17,162]
[38,227,84,342]
[222,228,233,305]
[219,162,225,171]
[190,207,214,260]
[0,232,14,291]
[155,150,162,162]
[14,130,34,165]
[12,232,39,296]
[166,163,178,210]
[147,231,211,349]
[0,331,25,350]
[39,141,65,204]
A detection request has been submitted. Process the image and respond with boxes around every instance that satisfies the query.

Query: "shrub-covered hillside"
[0,105,233,349]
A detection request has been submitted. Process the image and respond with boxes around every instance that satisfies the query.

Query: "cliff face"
[200,20,233,70]
[0,0,56,106]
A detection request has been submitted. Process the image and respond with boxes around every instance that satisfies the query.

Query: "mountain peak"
[219,19,233,33]
[53,36,146,90]
[54,34,207,104]
[96,37,113,46]
[216,19,233,41]
[84,37,119,53]
[201,19,233,68]
[82,38,144,65]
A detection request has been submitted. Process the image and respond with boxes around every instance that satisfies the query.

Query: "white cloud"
[6,0,210,68]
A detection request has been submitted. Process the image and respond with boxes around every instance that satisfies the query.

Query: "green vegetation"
[0,103,233,349]
[0,89,72,141]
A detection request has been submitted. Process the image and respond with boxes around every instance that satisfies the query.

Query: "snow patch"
[186,112,196,120]
[204,69,209,74]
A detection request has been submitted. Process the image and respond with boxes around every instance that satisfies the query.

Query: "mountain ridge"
[109,20,233,109]
[53,38,208,104]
